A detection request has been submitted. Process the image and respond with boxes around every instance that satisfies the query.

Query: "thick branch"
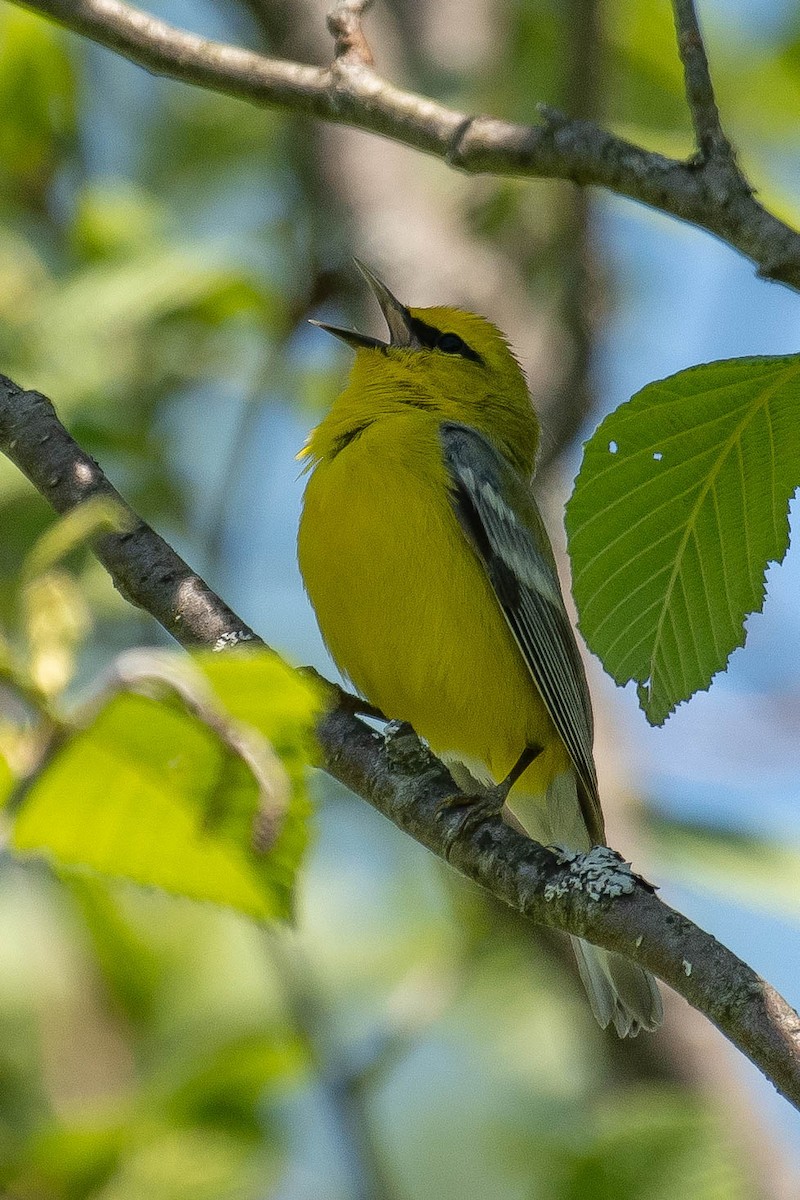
[13,0,800,290]
[319,707,800,1110]
[1,372,799,1109]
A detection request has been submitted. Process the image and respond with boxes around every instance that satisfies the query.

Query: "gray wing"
[440,421,604,843]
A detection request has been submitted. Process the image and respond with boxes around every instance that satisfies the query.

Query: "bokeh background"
[1,0,800,1196]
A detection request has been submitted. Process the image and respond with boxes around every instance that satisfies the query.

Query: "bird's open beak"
[309,259,417,350]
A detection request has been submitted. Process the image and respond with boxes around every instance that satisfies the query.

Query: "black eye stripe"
[408,316,484,364]
[437,332,466,354]
[407,316,440,349]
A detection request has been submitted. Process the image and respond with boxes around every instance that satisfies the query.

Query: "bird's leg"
[437,743,542,852]
[499,743,541,797]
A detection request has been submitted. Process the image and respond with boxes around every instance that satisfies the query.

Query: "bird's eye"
[436,332,468,355]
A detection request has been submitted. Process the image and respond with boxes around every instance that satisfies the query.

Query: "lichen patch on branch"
[543,846,638,903]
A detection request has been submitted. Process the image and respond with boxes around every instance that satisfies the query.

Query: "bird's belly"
[298,436,560,785]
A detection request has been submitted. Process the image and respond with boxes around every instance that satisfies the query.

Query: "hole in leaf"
[653,451,663,461]
[608,440,618,454]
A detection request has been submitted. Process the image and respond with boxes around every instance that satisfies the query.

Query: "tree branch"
[0,381,258,650]
[13,0,800,290]
[536,0,602,476]
[327,0,374,67]
[1,371,799,1109]
[671,0,730,161]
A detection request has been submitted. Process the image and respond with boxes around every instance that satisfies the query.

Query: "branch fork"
[13,0,800,288]
[327,0,374,67]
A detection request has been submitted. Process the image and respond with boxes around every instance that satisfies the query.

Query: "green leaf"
[194,650,321,768]
[13,1121,128,1200]
[22,569,89,699]
[0,750,14,809]
[12,652,321,919]
[62,874,164,1027]
[566,356,800,724]
[193,650,322,912]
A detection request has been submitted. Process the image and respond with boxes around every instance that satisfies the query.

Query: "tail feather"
[509,769,664,1038]
[455,761,664,1037]
[571,937,663,1038]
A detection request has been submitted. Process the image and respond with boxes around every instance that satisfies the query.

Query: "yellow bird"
[298,264,663,1037]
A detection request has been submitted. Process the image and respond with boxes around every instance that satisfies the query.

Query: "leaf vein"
[642,363,800,709]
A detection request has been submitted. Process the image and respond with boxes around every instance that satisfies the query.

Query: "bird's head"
[310,262,539,475]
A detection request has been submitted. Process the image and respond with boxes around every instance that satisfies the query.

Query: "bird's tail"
[507,765,664,1038]
[571,936,663,1037]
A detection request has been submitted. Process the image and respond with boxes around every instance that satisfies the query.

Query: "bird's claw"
[436,788,506,858]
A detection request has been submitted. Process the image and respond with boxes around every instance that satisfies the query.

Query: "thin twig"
[12,0,800,289]
[1,372,800,1109]
[536,0,602,475]
[671,0,731,161]
[265,930,396,1200]
[327,0,374,66]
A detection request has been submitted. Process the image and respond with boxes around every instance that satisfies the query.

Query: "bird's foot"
[436,787,507,857]
[435,745,543,858]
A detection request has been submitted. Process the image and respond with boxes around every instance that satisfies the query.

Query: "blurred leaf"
[163,1031,305,1136]
[567,356,800,724]
[22,569,90,699]
[485,2,561,116]
[12,691,268,916]
[195,650,321,766]
[0,495,61,614]
[88,1126,269,1200]
[71,183,166,263]
[11,655,317,918]
[11,1112,274,1200]
[0,748,14,808]
[13,497,114,698]
[0,1010,51,1179]
[717,36,800,143]
[12,1121,128,1200]
[650,813,800,922]
[31,248,273,406]
[563,1088,748,1200]
[195,649,323,913]
[0,7,76,208]
[143,85,283,195]
[0,228,49,341]
[605,0,690,144]
[64,874,165,1027]
[22,497,131,584]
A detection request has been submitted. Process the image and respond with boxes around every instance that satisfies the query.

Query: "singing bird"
[297,264,663,1036]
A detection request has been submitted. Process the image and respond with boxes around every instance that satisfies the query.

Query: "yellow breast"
[297,411,566,790]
